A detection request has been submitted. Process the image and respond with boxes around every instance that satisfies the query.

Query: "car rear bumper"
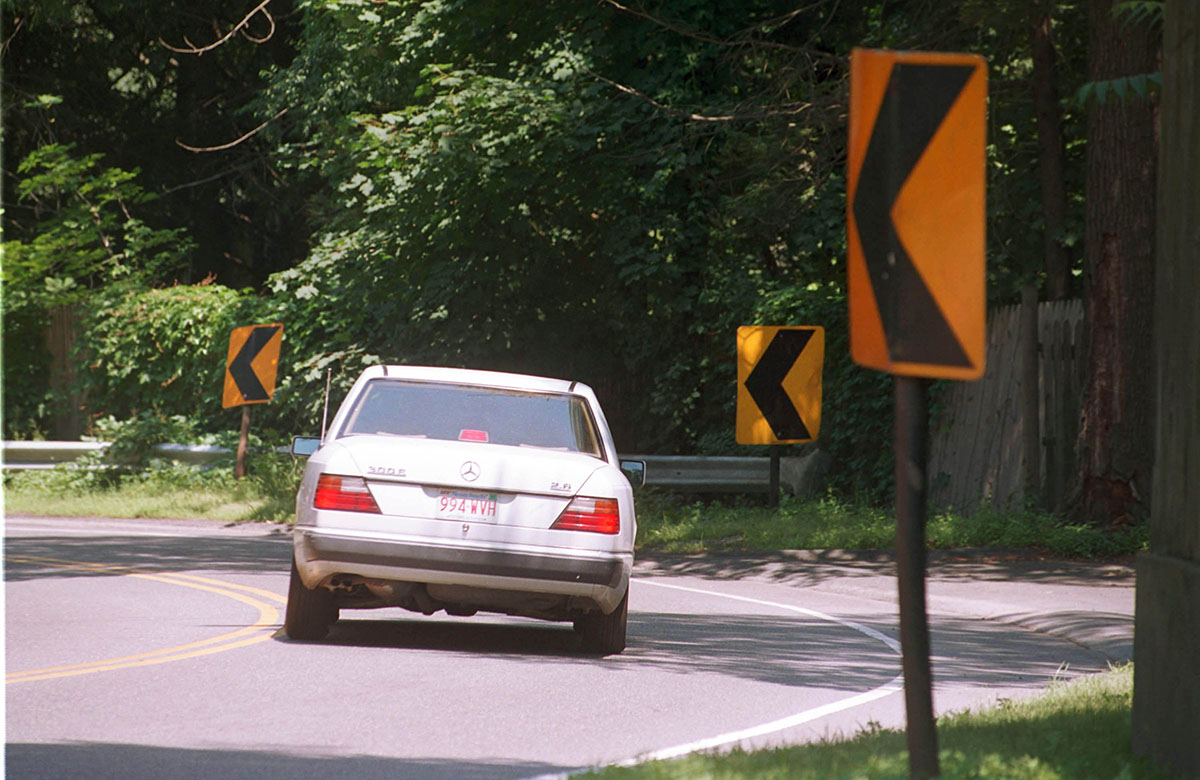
[294,528,631,610]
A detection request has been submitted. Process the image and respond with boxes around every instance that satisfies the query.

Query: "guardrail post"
[768,445,782,507]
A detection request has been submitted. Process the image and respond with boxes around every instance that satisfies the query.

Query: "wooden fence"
[927,298,1086,513]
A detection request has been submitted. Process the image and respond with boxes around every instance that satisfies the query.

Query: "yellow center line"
[8,554,287,603]
[6,554,286,684]
[162,571,288,605]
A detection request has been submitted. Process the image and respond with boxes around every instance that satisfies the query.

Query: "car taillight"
[551,497,620,534]
[314,474,381,513]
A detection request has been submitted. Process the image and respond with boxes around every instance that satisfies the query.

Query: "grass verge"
[3,469,1148,559]
[2,455,301,524]
[579,665,1170,779]
[633,490,1148,559]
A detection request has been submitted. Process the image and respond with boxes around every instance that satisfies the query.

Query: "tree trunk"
[1030,3,1072,300]
[46,304,84,440]
[1131,2,1200,770]
[1071,0,1159,527]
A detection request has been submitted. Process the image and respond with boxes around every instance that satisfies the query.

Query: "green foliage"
[2,143,191,312]
[72,283,273,435]
[1073,3,1162,107]
[1076,73,1161,106]
[1114,1,1164,29]
[2,1,1103,509]
[92,412,197,467]
[1,0,307,289]
[960,0,1089,300]
[252,0,889,463]
[1,142,197,438]
[1,305,54,440]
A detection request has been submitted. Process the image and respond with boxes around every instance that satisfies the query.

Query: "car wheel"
[575,587,628,655]
[285,556,336,641]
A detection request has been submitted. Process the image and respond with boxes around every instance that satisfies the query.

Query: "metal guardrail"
[1,441,233,470]
[635,455,771,493]
[2,442,773,493]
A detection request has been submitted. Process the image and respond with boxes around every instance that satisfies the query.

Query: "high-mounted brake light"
[314,474,381,513]
[459,429,489,442]
[551,497,620,534]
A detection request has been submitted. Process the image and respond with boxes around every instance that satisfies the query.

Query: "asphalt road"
[4,515,1134,779]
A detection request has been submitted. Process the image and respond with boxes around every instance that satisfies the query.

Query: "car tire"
[575,587,628,655]
[285,556,336,641]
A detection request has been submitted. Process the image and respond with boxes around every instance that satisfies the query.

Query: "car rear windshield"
[339,380,604,458]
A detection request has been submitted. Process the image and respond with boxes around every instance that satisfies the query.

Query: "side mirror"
[291,436,322,457]
[619,459,646,488]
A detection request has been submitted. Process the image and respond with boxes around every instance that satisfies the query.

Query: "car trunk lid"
[336,435,604,529]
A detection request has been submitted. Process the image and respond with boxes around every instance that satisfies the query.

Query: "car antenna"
[320,368,332,442]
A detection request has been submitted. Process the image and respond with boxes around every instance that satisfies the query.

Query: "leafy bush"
[74,282,275,436]
[3,453,117,495]
[93,412,197,466]
[1,143,195,440]
[2,3,1094,516]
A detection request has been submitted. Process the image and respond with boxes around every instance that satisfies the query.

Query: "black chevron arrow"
[853,63,974,368]
[745,329,814,441]
[228,325,281,402]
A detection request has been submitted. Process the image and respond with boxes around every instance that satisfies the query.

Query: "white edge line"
[626,674,905,764]
[520,577,904,780]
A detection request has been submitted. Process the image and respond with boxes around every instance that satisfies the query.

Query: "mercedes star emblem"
[460,461,480,482]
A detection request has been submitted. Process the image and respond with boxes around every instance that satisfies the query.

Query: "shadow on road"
[281,603,1113,694]
[286,610,904,691]
[5,742,563,780]
[275,607,905,692]
[636,549,1134,588]
[297,615,584,655]
[3,534,291,581]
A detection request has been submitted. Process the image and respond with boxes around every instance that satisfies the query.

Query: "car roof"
[361,365,588,395]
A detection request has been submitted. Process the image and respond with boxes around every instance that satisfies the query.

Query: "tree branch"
[582,65,811,123]
[600,0,840,59]
[159,162,255,195]
[159,0,275,55]
[2,15,24,54]
[175,107,289,153]
[240,8,276,44]
[586,1,840,121]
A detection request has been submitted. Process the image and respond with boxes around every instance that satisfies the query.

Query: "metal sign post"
[847,48,988,779]
[235,405,252,480]
[894,376,938,777]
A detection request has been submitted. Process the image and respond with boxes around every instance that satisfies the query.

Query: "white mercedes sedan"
[286,365,642,654]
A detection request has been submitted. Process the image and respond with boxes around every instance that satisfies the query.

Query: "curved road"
[4,516,1134,779]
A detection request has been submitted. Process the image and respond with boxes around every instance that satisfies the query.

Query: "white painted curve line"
[628,675,905,764]
[642,578,902,653]
[626,579,903,763]
[520,577,904,780]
